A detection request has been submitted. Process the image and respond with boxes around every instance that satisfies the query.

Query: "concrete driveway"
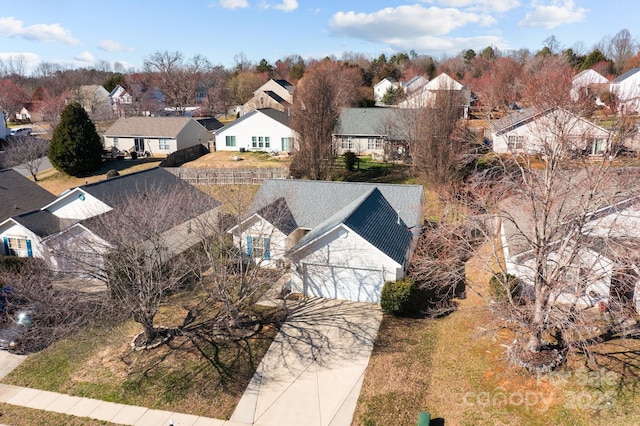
[0,350,27,380]
[231,298,382,426]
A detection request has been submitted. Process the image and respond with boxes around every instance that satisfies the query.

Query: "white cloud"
[330,5,487,42]
[420,0,521,13]
[0,17,79,45]
[0,51,40,70]
[75,51,94,62]
[272,0,299,12]
[218,0,249,9]
[519,0,587,29]
[98,39,126,52]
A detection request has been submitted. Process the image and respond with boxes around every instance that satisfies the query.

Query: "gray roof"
[196,117,224,131]
[256,197,297,235]
[292,188,413,264]
[250,179,424,232]
[490,107,538,135]
[12,210,77,238]
[273,79,295,94]
[612,68,640,83]
[80,167,220,214]
[0,169,56,223]
[333,108,412,140]
[215,108,291,135]
[104,116,200,138]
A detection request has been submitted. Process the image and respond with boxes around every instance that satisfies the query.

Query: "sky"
[0,0,638,74]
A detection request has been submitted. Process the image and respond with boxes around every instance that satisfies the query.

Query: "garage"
[302,263,384,303]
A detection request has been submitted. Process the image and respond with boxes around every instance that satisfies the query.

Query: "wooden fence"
[160,144,210,167]
[165,167,290,185]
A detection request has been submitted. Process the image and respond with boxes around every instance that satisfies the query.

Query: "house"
[109,85,133,117]
[499,175,640,311]
[103,116,212,157]
[0,169,56,225]
[0,112,7,139]
[214,108,296,153]
[609,68,640,114]
[240,79,295,116]
[490,107,610,156]
[571,69,609,102]
[332,108,411,158]
[402,75,429,95]
[374,78,400,103]
[0,168,220,273]
[229,179,425,303]
[69,85,112,119]
[397,73,471,117]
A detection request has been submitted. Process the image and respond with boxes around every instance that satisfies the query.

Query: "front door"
[134,138,145,152]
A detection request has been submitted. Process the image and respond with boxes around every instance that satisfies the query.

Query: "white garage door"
[302,263,384,303]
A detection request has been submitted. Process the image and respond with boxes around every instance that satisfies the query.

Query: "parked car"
[0,309,34,351]
[9,127,32,137]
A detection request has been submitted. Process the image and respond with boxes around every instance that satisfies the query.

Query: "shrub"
[380,278,421,316]
[343,151,358,171]
[490,273,520,300]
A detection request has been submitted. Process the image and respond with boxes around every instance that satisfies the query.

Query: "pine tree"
[48,102,103,177]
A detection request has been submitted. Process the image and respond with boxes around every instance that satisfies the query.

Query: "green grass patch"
[0,403,112,425]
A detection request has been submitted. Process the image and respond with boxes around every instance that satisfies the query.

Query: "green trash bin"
[418,411,431,426]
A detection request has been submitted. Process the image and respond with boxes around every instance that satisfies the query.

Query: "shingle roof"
[104,116,197,138]
[333,108,411,140]
[80,167,220,215]
[273,79,295,94]
[12,210,77,238]
[0,169,56,223]
[250,179,424,232]
[612,68,640,83]
[490,107,538,135]
[292,188,413,264]
[257,197,297,235]
[196,117,224,131]
[214,108,291,135]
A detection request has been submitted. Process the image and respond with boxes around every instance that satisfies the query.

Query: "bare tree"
[2,136,49,181]
[290,59,362,180]
[144,51,212,115]
[47,183,220,347]
[463,56,640,372]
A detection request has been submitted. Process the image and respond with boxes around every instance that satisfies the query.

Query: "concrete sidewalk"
[231,298,382,426]
[0,383,246,425]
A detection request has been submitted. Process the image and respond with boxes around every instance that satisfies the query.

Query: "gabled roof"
[250,179,424,232]
[196,117,224,131]
[273,79,295,94]
[0,169,56,223]
[333,108,411,140]
[374,77,398,88]
[425,73,465,90]
[612,68,640,83]
[215,108,291,135]
[256,197,297,235]
[263,90,290,106]
[79,167,219,214]
[490,107,608,137]
[572,69,608,83]
[291,188,413,264]
[104,116,199,138]
[11,210,77,238]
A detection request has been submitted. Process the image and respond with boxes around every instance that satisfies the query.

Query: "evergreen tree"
[49,102,103,177]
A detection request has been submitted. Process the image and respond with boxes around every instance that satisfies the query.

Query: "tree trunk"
[527,279,548,353]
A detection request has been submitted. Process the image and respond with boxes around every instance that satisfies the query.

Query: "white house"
[490,107,610,156]
[397,73,471,118]
[103,116,212,157]
[571,69,609,102]
[214,108,296,153]
[610,68,640,114]
[402,75,429,95]
[229,180,425,303]
[109,85,133,117]
[374,78,400,103]
[0,168,220,275]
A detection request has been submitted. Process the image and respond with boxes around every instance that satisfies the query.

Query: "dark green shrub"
[343,151,358,171]
[380,278,421,316]
[490,273,520,300]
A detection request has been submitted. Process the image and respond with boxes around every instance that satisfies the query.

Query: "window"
[225,135,236,147]
[113,137,118,148]
[134,138,145,152]
[507,135,525,150]
[368,138,383,150]
[2,237,31,257]
[246,236,270,260]
[341,138,354,150]
[251,136,269,149]
[159,138,170,150]
[281,137,293,152]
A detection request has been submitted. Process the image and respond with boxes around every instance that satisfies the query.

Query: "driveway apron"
[231,298,382,426]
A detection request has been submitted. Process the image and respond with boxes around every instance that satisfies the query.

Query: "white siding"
[0,222,44,258]
[215,111,295,152]
[46,190,111,220]
[234,216,287,268]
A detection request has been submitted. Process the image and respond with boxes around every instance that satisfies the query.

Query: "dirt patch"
[184,151,292,169]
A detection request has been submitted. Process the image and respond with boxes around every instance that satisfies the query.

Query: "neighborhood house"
[229,179,425,304]
[214,108,296,153]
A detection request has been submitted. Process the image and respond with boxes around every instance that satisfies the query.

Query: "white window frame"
[225,136,236,147]
[158,138,170,150]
